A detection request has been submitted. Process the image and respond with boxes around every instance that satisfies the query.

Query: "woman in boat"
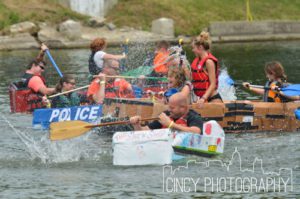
[87,59,134,104]
[89,38,126,76]
[191,31,223,107]
[243,61,293,103]
[51,75,88,108]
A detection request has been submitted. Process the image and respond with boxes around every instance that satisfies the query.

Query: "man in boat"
[130,93,203,134]
[87,59,134,104]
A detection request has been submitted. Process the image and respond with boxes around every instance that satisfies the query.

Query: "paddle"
[48,84,90,99]
[50,117,158,141]
[45,50,63,77]
[224,75,300,96]
[245,84,300,97]
[93,75,167,81]
[120,38,129,72]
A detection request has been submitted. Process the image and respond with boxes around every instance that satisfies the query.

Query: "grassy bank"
[106,0,300,36]
[1,0,300,36]
[0,0,88,32]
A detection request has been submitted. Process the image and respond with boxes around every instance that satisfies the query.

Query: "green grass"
[106,0,300,36]
[0,0,89,33]
[1,0,300,36]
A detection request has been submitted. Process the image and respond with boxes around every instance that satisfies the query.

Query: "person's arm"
[243,82,265,95]
[36,43,48,62]
[129,116,151,131]
[28,76,55,95]
[170,123,201,134]
[92,74,106,104]
[38,87,56,95]
[180,85,191,100]
[103,53,126,60]
[158,112,201,134]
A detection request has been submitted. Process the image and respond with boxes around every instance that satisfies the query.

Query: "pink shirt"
[28,76,46,93]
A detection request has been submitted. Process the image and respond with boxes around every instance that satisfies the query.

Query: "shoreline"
[2,20,300,51]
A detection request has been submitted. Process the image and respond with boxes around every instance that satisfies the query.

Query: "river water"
[0,41,299,198]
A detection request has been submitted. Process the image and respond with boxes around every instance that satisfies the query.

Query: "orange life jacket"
[153,51,169,74]
[191,53,219,97]
[265,81,282,103]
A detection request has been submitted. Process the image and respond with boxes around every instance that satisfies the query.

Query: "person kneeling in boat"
[130,93,203,134]
[87,59,134,104]
[191,31,223,107]
[243,61,292,103]
[51,75,88,108]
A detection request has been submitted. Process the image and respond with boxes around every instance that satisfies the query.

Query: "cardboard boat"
[103,98,300,133]
[113,120,225,166]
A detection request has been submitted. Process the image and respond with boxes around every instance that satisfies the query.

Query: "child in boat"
[166,67,197,104]
[89,38,126,76]
[87,59,134,104]
[243,61,292,103]
[51,75,88,108]
[191,31,223,107]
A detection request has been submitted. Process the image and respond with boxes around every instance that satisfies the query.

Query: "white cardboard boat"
[112,120,225,166]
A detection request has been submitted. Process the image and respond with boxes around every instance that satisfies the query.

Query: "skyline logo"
[163,148,293,193]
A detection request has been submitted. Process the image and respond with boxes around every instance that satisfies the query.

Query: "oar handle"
[48,85,90,98]
[85,117,159,128]
[45,50,63,77]
[93,75,167,81]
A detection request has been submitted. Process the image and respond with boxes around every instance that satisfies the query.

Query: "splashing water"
[218,68,237,101]
[1,115,107,164]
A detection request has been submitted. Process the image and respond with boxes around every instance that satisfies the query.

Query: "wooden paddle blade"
[50,120,92,141]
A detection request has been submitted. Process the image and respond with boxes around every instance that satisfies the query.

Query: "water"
[0,41,300,198]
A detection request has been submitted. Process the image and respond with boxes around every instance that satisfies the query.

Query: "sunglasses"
[38,64,45,70]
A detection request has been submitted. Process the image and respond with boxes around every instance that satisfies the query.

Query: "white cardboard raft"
[112,120,225,166]
[112,129,173,166]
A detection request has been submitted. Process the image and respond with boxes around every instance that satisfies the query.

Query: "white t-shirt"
[93,51,106,70]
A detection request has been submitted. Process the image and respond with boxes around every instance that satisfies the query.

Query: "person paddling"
[243,61,293,102]
[87,59,133,104]
[88,38,126,76]
[130,93,203,134]
[51,75,88,108]
[191,31,223,107]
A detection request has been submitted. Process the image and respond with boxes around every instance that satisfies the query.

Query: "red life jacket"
[9,74,46,113]
[191,53,219,97]
[105,81,117,98]
[162,113,188,128]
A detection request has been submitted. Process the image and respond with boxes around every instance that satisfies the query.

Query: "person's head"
[168,67,186,88]
[27,59,46,75]
[264,61,287,82]
[192,31,211,56]
[90,38,107,52]
[168,93,189,119]
[55,74,76,92]
[102,59,120,76]
[155,40,170,53]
